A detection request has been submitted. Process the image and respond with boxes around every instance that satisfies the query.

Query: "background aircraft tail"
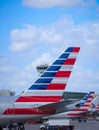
[80,91,95,107]
[16,47,80,103]
[67,91,95,116]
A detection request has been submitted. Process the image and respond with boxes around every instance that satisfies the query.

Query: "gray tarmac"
[24,120,99,130]
[71,120,99,130]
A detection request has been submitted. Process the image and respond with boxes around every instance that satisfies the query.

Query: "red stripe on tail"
[64,58,76,65]
[55,71,71,77]
[16,96,62,102]
[72,47,80,52]
[47,83,66,90]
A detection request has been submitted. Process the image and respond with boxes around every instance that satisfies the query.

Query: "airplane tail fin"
[67,91,95,116]
[16,47,80,103]
[80,91,95,109]
[80,92,95,107]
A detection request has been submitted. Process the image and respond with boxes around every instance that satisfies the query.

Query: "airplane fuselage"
[0,96,55,126]
[0,47,81,126]
[0,96,79,126]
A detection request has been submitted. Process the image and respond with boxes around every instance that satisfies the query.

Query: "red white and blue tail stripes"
[67,91,95,117]
[80,92,95,107]
[16,47,80,103]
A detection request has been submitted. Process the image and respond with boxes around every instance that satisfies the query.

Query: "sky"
[0,0,99,94]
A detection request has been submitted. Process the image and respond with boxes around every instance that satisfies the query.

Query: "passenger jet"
[0,47,80,127]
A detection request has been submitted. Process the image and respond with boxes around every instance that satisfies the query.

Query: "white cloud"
[6,17,99,94]
[10,18,99,57]
[10,25,62,52]
[67,65,99,93]
[0,60,35,94]
[9,17,74,52]
[23,0,84,8]
[0,52,52,94]
[10,25,36,51]
[31,52,51,66]
[10,17,99,53]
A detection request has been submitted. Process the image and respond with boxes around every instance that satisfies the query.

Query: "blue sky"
[0,0,99,94]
